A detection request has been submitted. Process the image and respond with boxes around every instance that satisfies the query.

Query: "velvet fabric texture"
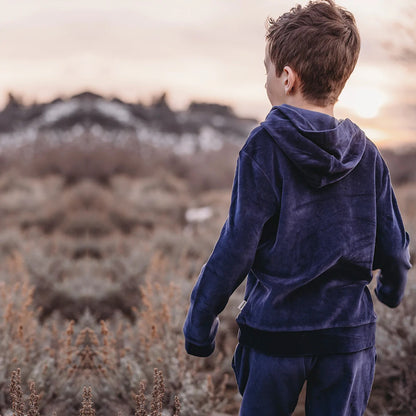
[183,104,411,357]
[232,343,376,416]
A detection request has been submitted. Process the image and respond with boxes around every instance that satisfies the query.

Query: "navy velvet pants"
[232,343,376,416]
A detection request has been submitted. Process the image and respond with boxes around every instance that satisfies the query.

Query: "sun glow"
[338,86,389,119]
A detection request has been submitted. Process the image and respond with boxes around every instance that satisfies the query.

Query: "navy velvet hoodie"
[183,104,411,357]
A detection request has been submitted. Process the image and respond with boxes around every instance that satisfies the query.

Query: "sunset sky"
[0,0,415,147]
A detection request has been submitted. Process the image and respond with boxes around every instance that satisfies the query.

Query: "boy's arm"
[183,149,278,357]
[373,159,411,308]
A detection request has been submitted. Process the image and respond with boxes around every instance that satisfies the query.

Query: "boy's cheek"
[265,80,275,104]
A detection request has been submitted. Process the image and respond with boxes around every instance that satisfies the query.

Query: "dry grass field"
[0,136,414,415]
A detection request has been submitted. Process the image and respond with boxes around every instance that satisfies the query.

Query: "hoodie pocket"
[231,343,250,395]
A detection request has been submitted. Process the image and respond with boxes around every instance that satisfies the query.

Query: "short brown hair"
[266,0,360,106]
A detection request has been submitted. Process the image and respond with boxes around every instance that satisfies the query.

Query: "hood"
[261,104,366,188]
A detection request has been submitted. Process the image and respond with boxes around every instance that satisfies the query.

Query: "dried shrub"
[28,381,41,416]
[0,142,414,416]
[3,133,239,194]
[10,368,25,416]
[80,386,96,416]
[366,275,416,415]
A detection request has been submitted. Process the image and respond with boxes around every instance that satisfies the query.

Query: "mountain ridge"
[0,91,257,155]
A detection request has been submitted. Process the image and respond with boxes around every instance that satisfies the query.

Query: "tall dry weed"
[8,367,181,416]
[79,386,96,416]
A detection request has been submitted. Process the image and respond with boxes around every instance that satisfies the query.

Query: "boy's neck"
[284,96,335,117]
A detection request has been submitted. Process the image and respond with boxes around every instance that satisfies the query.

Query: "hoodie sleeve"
[373,158,411,308]
[183,149,278,356]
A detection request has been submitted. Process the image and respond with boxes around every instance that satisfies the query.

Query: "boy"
[183,1,411,415]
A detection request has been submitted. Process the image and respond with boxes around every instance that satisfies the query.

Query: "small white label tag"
[238,300,247,311]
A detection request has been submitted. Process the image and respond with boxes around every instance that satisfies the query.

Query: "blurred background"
[1,0,416,144]
[0,1,415,415]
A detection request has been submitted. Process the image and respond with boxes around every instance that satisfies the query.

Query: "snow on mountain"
[0,92,257,155]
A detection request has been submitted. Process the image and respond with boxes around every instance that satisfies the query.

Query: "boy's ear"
[282,66,299,95]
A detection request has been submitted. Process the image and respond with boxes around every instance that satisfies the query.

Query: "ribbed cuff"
[184,339,215,357]
[374,287,401,308]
